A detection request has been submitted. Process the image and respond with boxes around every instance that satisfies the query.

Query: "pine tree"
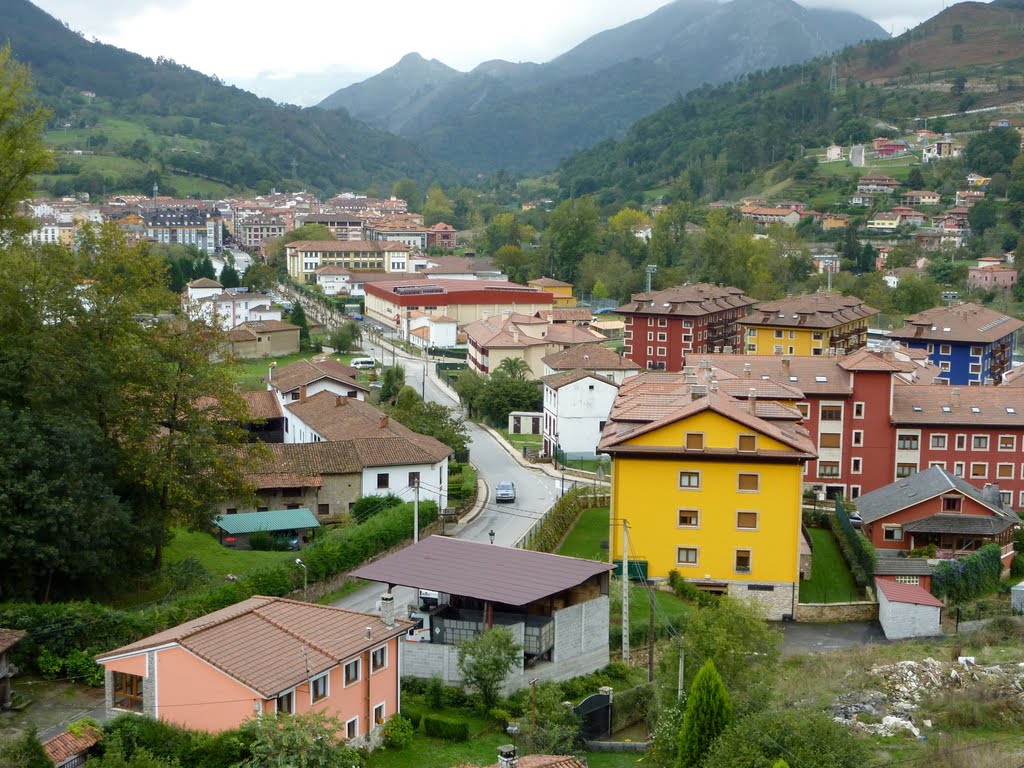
[290,301,310,349]
[220,263,241,289]
[677,660,734,768]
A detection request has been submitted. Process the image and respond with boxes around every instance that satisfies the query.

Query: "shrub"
[524,486,594,553]
[829,502,876,587]
[350,494,403,523]
[932,544,1003,604]
[672,579,719,607]
[37,647,63,679]
[246,531,277,551]
[422,715,470,741]
[489,708,511,728]
[1011,554,1024,579]
[399,709,423,730]
[381,715,416,749]
[63,649,104,686]
[425,676,445,708]
[908,544,937,559]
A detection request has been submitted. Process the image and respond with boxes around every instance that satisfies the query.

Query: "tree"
[422,184,455,227]
[545,196,600,281]
[522,682,583,755]
[456,627,521,709]
[893,274,941,313]
[240,711,366,768]
[219,263,241,289]
[378,365,406,404]
[0,726,53,768]
[906,167,925,190]
[477,375,542,426]
[453,369,486,417]
[262,224,333,267]
[0,46,54,239]
[289,302,311,349]
[387,387,469,455]
[496,357,530,381]
[329,321,362,353]
[605,207,649,266]
[242,263,278,293]
[968,198,998,235]
[677,660,733,768]
[392,178,422,212]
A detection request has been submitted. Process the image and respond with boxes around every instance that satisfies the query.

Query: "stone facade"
[216,471,361,522]
[794,601,879,622]
[727,582,798,621]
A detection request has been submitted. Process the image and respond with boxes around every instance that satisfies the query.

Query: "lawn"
[798,527,860,603]
[497,427,543,453]
[558,506,610,561]
[231,351,325,390]
[164,528,296,580]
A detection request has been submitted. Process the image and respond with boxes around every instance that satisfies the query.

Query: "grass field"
[232,351,323,390]
[164,528,296,580]
[798,527,860,603]
[558,506,610,561]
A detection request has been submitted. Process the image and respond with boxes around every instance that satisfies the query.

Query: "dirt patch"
[0,677,104,742]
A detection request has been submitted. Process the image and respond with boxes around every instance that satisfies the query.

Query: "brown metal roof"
[349,536,613,607]
[615,283,756,317]
[890,302,1024,344]
[891,384,1024,426]
[740,292,878,330]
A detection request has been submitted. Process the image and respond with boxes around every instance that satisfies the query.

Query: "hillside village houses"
[465,312,606,379]
[183,277,283,331]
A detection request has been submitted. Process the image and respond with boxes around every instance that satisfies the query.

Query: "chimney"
[335,394,344,407]
[749,387,757,414]
[982,483,1003,509]
[299,384,307,403]
[951,387,960,406]
[782,357,790,371]
[365,627,373,640]
[743,362,752,378]
[380,592,395,628]
[512,328,520,344]
[497,745,519,768]
[379,415,389,429]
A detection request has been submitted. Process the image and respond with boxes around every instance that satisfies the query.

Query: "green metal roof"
[214,508,321,535]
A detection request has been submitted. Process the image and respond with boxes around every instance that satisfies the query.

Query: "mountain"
[3,0,444,197]
[553,1,1024,207]
[319,0,886,173]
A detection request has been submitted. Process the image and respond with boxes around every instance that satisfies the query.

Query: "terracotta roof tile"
[43,726,101,765]
[541,369,619,390]
[890,302,1024,344]
[892,384,1024,426]
[0,628,26,654]
[266,358,364,394]
[875,579,945,608]
[616,283,756,317]
[542,343,641,371]
[240,390,284,421]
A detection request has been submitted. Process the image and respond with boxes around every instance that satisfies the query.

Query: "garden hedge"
[931,543,1003,604]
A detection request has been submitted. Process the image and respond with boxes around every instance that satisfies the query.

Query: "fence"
[514,486,610,551]
[834,498,876,587]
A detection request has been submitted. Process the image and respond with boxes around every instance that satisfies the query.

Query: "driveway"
[780,621,887,657]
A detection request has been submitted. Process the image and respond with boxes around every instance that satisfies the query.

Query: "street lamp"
[506,722,519,753]
[489,529,496,544]
[294,558,307,599]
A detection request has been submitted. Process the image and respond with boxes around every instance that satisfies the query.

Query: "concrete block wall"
[878,591,941,640]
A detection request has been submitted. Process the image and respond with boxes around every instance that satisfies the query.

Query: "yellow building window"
[737,473,760,492]
[678,471,701,489]
[677,510,700,528]
[685,433,704,450]
[677,547,698,566]
[736,511,758,530]
[735,549,752,573]
[737,434,757,452]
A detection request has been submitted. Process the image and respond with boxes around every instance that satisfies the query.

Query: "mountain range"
[319,0,887,173]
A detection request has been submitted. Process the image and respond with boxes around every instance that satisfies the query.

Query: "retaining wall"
[795,601,879,622]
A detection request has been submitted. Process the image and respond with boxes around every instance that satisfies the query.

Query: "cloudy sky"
[32,0,953,105]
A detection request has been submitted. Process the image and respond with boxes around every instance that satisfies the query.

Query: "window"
[657,347,667,357]
[820,404,842,421]
[678,471,700,489]
[852,430,864,447]
[813,332,823,341]
[676,547,698,566]
[931,434,947,449]
[896,463,916,478]
[796,403,810,419]
[789,331,796,339]
[374,703,386,726]
[677,510,700,528]
[346,717,359,740]
[998,463,1014,480]
[658,318,668,327]
[376,473,389,489]
[735,549,752,573]
[954,462,965,477]
[943,496,963,512]
[344,659,361,686]
[970,363,981,374]
[408,471,420,487]
[657,332,667,342]
[774,330,784,339]
[972,435,989,450]
[999,435,1016,451]
[736,511,758,530]
[371,645,388,673]
[225,507,237,515]
[883,525,903,541]
[773,345,784,354]
[647,318,654,326]
[818,461,840,477]
[819,433,842,449]
[311,673,329,703]
[647,332,654,341]
[955,435,967,451]
[276,690,295,715]
[737,434,757,452]
[897,434,919,450]
[971,346,982,357]
[850,485,861,499]
[1001,491,1013,506]
[895,576,920,585]
[851,458,862,474]
[112,672,144,712]
[970,463,988,478]
[737,473,760,492]
[940,344,951,355]
[747,327,757,338]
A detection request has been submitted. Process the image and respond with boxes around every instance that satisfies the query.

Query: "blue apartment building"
[890,303,1023,385]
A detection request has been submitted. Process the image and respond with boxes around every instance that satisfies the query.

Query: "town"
[4,3,1024,768]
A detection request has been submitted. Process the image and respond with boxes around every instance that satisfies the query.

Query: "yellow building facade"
[741,292,878,357]
[528,278,577,308]
[601,393,814,619]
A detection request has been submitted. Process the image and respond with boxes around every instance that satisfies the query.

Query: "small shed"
[876,578,944,640]
[0,628,26,709]
[213,508,320,549]
[43,725,102,768]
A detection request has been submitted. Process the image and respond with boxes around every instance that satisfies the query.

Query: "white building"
[406,311,459,349]
[541,342,642,386]
[314,266,354,297]
[541,370,619,460]
[265,358,367,411]
[183,279,278,331]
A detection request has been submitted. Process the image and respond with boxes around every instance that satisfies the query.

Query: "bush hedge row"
[830,502,876,587]
[524,486,595,553]
[0,501,438,678]
[423,715,470,741]
[932,543,1004,604]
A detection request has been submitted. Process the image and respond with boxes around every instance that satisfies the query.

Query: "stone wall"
[795,601,879,622]
[727,581,798,621]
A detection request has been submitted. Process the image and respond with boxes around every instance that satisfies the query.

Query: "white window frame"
[930,434,947,449]
[894,576,920,585]
[276,687,296,715]
[310,672,330,704]
[972,435,989,451]
[999,435,1016,451]
[955,434,967,451]
[852,430,864,447]
[997,463,1014,480]
[344,659,361,687]
[883,525,903,541]
[851,457,862,474]
[854,402,866,419]
[371,644,388,673]
[345,716,359,740]
[737,472,760,493]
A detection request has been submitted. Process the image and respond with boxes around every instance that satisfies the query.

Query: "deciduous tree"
[240,711,366,768]
[456,627,521,709]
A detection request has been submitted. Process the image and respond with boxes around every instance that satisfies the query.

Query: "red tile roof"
[266,358,364,394]
[875,579,945,608]
[542,342,641,371]
[616,283,756,317]
[43,726,101,766]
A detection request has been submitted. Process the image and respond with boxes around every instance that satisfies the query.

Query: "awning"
[214,508,320,535]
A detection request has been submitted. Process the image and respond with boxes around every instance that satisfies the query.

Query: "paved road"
[780,621,886,657]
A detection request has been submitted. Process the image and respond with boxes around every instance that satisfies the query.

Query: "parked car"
[848,511,863,529]
[350,357,377,370]
[495,481,516,503]
[349,313,365,321]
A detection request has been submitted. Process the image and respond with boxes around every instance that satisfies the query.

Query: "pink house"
[96,597,411,740]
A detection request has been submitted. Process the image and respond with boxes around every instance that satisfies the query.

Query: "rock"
[958,656,976,668]
[923,719,932,728]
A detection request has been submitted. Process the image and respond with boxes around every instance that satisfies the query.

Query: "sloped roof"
[838,348,917,372]
[874,557,934,576]
[0,628,26,654]
[890,302,1024,344]
[740,292,878,330]
[542,343,640,371]
[529,277,572,288]
[234,320,299,334]
[616,283,756,317]
[695,355,853,396]
[901,513,1016,536]
[187,277,223,289]
[350,537,613,607]
[214,508,320,535]
[247,441,362,479]
[891,384,1024,426]
[240,390,284,421]
[266,358,364,394]
[541,369,618,391]
[43,726,101,766]
[855,466,1016,524]
[97,597,412,697]
[875,579,944,608]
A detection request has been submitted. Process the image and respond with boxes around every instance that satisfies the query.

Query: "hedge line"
[0,500,437,677]
[423,715,470,741]
[932,543,1004,604]
[523,486,594,553]
[830,502,876,587]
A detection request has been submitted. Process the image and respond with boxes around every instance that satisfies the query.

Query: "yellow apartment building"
[740,292,878,357]
[528,277,577,308]
[599,382,815,619]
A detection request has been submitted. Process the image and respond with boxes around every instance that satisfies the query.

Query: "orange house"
[96,596,411,740]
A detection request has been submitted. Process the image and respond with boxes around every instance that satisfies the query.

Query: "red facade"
[623,311,745,372]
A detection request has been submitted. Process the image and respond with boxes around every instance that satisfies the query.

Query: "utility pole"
[622,520,630,663]
[677,639,685,699]
[648,588,655,683]
[413,477,420,544]
[645,264,657,293]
